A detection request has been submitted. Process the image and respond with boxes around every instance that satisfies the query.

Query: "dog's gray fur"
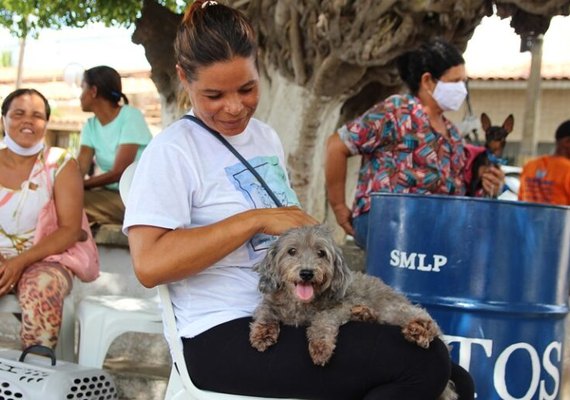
[250,224,457,400]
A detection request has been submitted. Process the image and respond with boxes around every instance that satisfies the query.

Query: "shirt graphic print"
[225,155,299,257]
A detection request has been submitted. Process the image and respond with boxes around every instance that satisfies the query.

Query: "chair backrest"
[119,161,138,205]
[157,285,191,382]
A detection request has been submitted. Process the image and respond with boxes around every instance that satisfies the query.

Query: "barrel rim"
[369,192,570,211]
[407,294,570,316]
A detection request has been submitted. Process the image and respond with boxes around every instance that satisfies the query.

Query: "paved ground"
[2,317,570,399]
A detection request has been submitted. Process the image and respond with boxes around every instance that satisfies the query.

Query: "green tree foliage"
[0,0,182,37]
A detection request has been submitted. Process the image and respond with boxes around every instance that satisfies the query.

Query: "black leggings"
[183,318,474,400]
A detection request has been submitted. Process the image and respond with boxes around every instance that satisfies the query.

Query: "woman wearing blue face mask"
[325,38,504,249]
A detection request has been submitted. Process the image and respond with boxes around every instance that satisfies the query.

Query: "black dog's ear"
[254,245,280,293]
[481,113,491,132]
[502,114,514,135]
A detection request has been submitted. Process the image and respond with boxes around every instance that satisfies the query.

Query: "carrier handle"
[19,344,57,366]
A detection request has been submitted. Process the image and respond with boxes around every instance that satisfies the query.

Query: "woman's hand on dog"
[480,165,505,198]
[253,206,319,236]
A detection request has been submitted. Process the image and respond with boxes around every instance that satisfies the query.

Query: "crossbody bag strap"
[39,148,54,196]
[181,115,283,207]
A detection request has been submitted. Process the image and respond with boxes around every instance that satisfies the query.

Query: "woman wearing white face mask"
[325,38,504,249]
[0,88,85,352]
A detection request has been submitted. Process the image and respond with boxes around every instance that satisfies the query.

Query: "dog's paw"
[350,304,378,322]
[402,318,439,348]
[308,338,335,366]
[249,321,280,352]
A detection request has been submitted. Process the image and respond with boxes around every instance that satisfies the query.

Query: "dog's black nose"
[299,269,314,281]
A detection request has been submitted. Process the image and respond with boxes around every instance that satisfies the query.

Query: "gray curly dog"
[249,224,457,400]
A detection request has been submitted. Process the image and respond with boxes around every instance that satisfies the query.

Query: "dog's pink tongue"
[295,282,314,301]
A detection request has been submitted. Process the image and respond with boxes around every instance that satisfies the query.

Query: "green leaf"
[0,0,184,38]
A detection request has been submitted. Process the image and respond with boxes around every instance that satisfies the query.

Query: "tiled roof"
[467,62,570,81]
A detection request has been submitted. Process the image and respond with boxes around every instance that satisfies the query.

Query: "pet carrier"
[0,345,118,400]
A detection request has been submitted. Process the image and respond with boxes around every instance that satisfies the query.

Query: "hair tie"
[202,1,218,8]
[111,90,121,100]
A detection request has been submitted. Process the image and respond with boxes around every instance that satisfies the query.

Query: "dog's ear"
[328,241,352,301]
[480,113,491,132]
[502,114,514,135]
[255,246,280,294]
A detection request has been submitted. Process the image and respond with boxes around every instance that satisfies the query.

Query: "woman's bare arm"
[325,133,354,235]
[77,145,95,177]
[128,206,319,288]
[83,143,139,189]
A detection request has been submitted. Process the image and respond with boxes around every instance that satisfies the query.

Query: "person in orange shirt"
[518,120,570,205]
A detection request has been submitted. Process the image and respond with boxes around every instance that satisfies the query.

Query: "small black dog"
[468,113,514,196]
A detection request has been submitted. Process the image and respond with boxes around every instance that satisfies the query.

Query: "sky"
[0,24,150,72]
[464,14,570,79]
[0,14,568,79]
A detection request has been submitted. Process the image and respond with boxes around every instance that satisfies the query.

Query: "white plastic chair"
[76,294,163,368]
[0,293,76,362]
[75,161,163,368]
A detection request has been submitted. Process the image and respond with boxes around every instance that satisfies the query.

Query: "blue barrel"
[366,193,570,400]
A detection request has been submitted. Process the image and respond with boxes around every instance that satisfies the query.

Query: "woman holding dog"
[124,1,473,399]
[325,39,505,249]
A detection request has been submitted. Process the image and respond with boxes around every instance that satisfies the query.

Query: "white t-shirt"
[123,113,299,338]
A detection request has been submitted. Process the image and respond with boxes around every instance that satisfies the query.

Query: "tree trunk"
[256,69,345,219]
[15,36,26,89]
[132,0,181,125]
[247,0,490,217]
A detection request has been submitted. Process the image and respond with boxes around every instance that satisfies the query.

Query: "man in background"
[518,120,570,205]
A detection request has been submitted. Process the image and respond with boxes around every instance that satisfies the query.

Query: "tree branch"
[288,3,307,85]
